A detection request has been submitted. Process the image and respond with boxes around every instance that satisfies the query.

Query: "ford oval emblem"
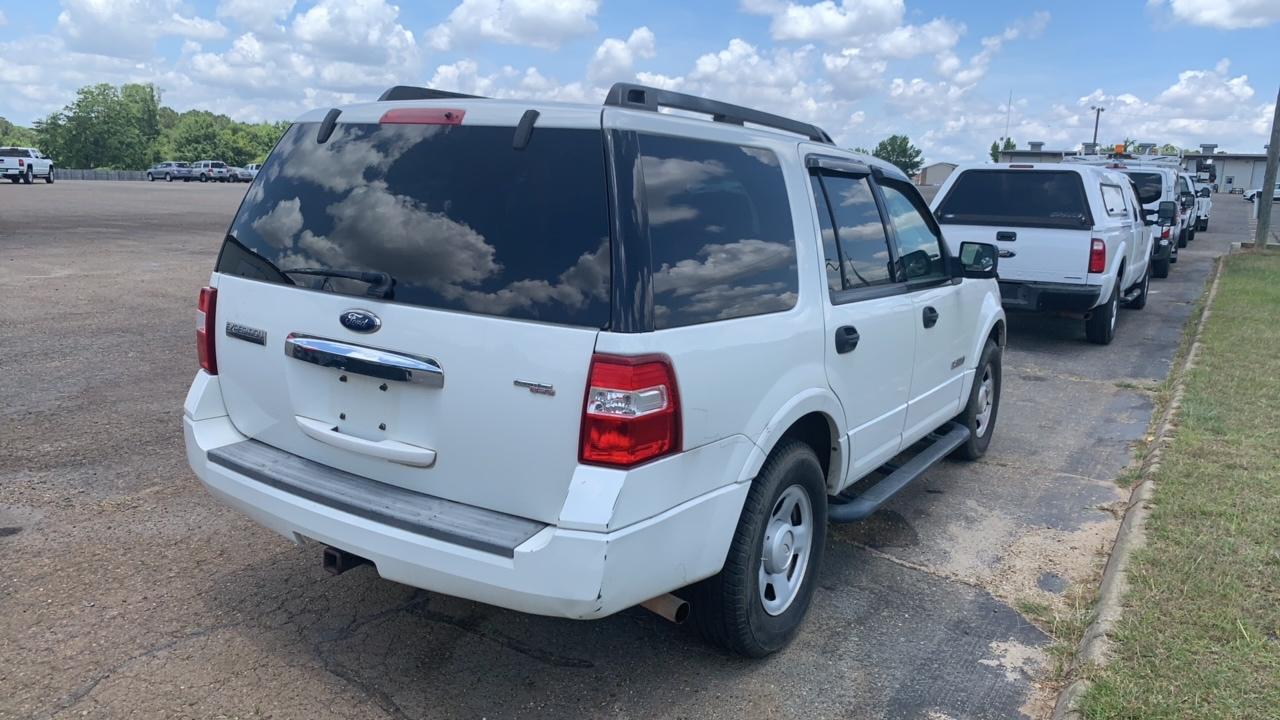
[339,309,381,333]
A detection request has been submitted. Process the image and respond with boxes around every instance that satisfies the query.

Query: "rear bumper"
[183,373,749,619]
[998,281,1101,312]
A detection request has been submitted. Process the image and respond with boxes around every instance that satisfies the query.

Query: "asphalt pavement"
[0,181,1245,719]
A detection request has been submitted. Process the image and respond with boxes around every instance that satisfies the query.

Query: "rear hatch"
[211,115,611,523]
[934,168,1095,284]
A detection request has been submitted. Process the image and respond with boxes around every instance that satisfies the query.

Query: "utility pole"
[1255,84,1280,250]
[1004,89,1012,145]
[1090,105,1105,147]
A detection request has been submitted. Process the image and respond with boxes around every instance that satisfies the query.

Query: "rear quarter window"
[936,169,1093,229]
[638,134,798,329]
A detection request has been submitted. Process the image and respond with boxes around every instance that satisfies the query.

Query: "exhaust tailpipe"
[640,593,690,624]
[323,545,371,575]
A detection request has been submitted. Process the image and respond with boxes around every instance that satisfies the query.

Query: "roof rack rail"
[377,85,485,102]
[603,82,834,144]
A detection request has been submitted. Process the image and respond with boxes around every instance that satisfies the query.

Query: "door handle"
[834,325,860,354]
[295,416,437,467]
[995,231,1016,242]
[922,306,939,328]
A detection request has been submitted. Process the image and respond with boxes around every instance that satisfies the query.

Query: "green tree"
[989,137,1015,162]
[872,134,923,176]
[0,117,39,147]
[852,146,872,155]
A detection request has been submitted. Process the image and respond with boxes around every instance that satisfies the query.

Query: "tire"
[1188,229,1196,243]
[8,176,17,184]
[1085,278,1121,345]
[951,339,1002,460]
[23,168,33,184]
[165,173,172,182]
[147,173,154,182]
[1152,255,1170,278]
[687,441,827,658]
[200,174,208,183]
[1170,244,1178,264]
[45,167,54,183]
[1199,219,1209,232]
[1176,229,1188,248]
[1126,264,1150,310]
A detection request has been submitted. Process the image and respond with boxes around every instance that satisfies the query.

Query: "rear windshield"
[936,170,1092,229]
[1124,171,1164,204]
[219,122,611,327]
[211,162,226,168]
[0,148,28,157]
[176,162,190,168]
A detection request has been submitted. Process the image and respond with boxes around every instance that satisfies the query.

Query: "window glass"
[1124,171,1163,204]
[936,170,1092,229]
[639,134,797,328]
[1101,184,1127,216]
[879,181,948,281]
[220,122,612,327]
[811,173,893,293]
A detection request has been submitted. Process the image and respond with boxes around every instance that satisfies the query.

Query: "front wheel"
[952,339,1002,460]
[1085,278,1121,345]
[687,441,826,657]
[165,173,172,182]
[44,168,54,183]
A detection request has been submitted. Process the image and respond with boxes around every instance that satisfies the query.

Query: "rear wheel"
[1085,278,1121,345]
[687,441,826,658]
[23,168,33,184]
[951,339,1001,460]
[200,173,208,182]
[1152,256,1170,278]
[1177,229,1188,248]
[1199,219,1209,231]
[165,173,173,182]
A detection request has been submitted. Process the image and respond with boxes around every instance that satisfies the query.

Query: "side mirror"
[1157,200,1176,224]
[956,242,998,280]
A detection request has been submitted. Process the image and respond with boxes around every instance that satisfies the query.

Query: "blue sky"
[1,0,1277,161]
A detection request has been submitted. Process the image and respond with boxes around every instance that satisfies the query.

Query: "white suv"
[183,84,1007,656]
[932,163,1153,344]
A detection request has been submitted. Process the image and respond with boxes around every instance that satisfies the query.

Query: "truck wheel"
[166,173,173,182]
[1152,256,1170,278]
[687,440,826,658]
[1085,279,1121,345]
[1126,265,1150,310]
[1177,229,1188,248]
[1199,219,1209,232]
[45,168,54,183]
[23,168,33,184]
[147,173,154,182]
[1188,229,1196,243]
[951,339,1001,460]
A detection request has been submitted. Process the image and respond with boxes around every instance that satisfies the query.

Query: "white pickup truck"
[0,147,54,184]
[932,163,1153,345]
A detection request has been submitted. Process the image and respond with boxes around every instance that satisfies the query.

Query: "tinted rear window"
[1124,172,1164,204]
[639,134,797,329]
[0,148,28,157]
[936,170,1092,229]
[212,162,226,168]
[219,122,611,327]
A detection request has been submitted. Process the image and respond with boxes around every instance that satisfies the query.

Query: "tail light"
[1088,239,1106,274]
[380,108,465,125]
[17,159,23,167]
[1161,227,1171,240]
[580,354,680,467]
[197,287,218,374]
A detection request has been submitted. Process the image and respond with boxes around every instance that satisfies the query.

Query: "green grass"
[1080,253,1280,719]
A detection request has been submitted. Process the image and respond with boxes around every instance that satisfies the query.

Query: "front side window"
[639,134,797,328]
[878,181,948,281]
[810,173,894,295]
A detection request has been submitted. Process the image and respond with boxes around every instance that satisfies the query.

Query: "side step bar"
[828,422,971,523]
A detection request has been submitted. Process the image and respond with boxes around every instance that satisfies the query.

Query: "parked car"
[1177,172,1200,242]
[228,166,254,182]
[244,163,261,179]
[0,146,54,184]
[1192,178,1212,232]
[182,83,1007,657]
[932,162,1153,345]
[192,160,230,182]
[147,161,193,182]
[1243,183,1280,203]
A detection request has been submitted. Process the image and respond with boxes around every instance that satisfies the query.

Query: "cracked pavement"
[0,182,1242,719]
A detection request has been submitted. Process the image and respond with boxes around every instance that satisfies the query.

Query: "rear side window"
[1125,172,1164,204]
[810,173,893,294]
[219,122,611,327]
[936,170,1092,229]
[639,134,797,329]
[1100,184,1128,216]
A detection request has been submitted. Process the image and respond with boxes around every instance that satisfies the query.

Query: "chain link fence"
[51,168,149,181]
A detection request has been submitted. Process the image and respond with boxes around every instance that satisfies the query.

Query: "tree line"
[0,83,288,170]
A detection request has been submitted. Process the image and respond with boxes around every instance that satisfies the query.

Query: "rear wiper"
[281,267,396,299]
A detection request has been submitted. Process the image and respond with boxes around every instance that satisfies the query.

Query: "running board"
[828,422,971,523]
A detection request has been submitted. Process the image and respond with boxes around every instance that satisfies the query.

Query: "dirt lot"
[0,181,1244,719]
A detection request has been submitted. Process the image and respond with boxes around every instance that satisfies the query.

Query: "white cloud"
[744,0,904,43]
[292,0,416,66]
[1149,0,1280,29]
[587,27,655,85]
[0,10,8,27]
[56,0,227,58]
[217,0,296,33]
[937,11,1049,86]
[427,0,599,51]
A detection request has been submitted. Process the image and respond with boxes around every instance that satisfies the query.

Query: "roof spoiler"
[603,82,834,145]
[377,85,486,102]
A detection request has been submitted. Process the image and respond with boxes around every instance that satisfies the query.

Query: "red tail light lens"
[1088,239,1106,274]
[1161,226,1171,240]
[197,286,217,374]
[580,354,680,467]
[17,159,24,167]
[380,108,465,125]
